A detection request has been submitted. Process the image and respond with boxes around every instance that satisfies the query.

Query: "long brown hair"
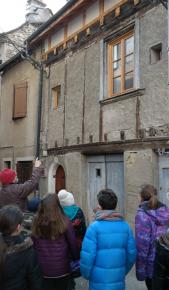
[140,184,159,209]
[0,205,23,286]
[32,193,68,239]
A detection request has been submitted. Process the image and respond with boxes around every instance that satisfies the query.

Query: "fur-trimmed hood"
[3,235,33,255]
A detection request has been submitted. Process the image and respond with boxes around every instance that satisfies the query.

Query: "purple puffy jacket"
[32,219,79,278]
[135,201,169,281]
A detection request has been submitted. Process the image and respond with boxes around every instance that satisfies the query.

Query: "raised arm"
[18,159,43,198]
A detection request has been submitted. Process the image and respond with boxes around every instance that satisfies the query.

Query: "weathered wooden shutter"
[13,82,28,119]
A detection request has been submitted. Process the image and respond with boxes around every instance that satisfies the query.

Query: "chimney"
[26,0,52,25]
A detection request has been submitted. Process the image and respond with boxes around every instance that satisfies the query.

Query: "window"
[4,161,11,168]
[108,32,134,97]
[96,168,101,177]
[16,161,33,183]
[52,85,61,110]
[150,43,162,64]
[13,82,28,119]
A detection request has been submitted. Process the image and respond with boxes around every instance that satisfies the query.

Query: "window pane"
[125,54,134,73]
[113,43,121,61]
[125,36,134,55]
[113,60,121,77]
[113,77,121,94]
[124,73,133,90]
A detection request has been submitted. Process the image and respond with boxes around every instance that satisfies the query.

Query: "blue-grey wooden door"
[87,154,124,213]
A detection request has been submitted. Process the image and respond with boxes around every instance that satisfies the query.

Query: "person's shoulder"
[86,220,99,231]
[121,220,134,232]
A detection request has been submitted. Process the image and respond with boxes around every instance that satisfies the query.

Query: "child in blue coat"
[80,189,136,290]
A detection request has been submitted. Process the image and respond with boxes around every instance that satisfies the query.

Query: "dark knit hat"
[0,168,16,185]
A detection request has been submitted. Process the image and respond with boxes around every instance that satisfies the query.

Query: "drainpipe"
[36,63,43,158]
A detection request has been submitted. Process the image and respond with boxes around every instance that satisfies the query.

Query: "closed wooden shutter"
[13,82,28,119]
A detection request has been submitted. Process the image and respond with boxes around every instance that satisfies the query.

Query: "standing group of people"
[0,160,169,290]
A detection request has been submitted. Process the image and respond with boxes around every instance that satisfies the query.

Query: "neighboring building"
[0,0,52,182]
[0,0,52,63]
[0,0,169,225]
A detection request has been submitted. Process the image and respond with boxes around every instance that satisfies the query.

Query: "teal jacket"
[80,219,136,290]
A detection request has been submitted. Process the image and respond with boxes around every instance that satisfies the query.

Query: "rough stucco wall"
[65,51,85,145]
[46,41,101,148]
[139,5,169,130]
[0,60,39,157]
[65,152,87,206]
[102,97,137,141]
[124,149,159,226]
[84,42,100,143]
[47,61,65,148]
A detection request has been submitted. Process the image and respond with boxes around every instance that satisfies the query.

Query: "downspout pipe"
[36,63,43,158]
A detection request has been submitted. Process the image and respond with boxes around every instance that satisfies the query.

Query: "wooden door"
[55,165,65,193]
[88,156,106,211]
[106,155,124,213]
[87,154,124,213]
[16,161,33,183]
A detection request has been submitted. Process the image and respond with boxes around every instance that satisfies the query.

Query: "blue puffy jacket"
[80,219,136,290]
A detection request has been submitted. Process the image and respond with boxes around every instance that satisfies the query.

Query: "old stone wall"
[124,149,159,226]
[44,4,168,151]
[3,23,38,62]
[139,5,169,134]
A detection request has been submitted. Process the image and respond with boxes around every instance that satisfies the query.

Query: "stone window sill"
[100,89,145,106]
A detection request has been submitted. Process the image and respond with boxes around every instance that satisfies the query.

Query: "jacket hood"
[138,201,169,227]
[63,205,79,220]
[3,234,33,255]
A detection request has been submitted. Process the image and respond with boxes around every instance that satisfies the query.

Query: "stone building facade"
[0,0,169,225]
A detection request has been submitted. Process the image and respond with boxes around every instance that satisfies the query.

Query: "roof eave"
[0,53,22,73]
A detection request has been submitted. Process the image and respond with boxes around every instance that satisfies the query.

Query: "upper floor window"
[13,82,28,119]
[150,43,162,64]
[108,32,134,97]
[52,85,61,110]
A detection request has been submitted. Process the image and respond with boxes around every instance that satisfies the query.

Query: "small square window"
[52,85,61,110]
[150,43,162,64]
[96,168,101,177]
[4,161,11,168]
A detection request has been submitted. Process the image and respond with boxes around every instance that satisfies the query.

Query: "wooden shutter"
[13,82,28,119]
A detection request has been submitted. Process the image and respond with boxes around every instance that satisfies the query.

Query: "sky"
[0,0,67,32]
